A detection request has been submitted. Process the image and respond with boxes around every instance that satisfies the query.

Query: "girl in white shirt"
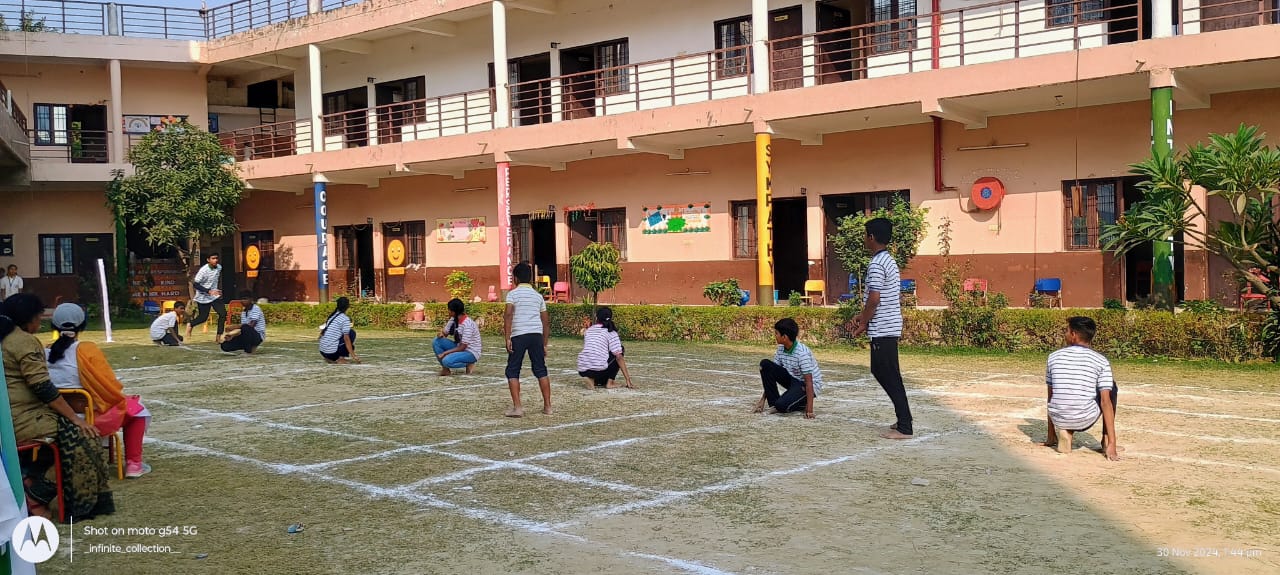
[319,297,360,364]
[433,298,482,375]
[576,307,634,389]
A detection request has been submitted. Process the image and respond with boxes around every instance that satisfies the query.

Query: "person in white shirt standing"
[851,217,915,439]
[1044,316,1120,460]
[503,262,551,417]
[577,306,634,390]
[433,298,481,375]
[220,291,266,354]
[1,265,22,301]
[186,253,228,343]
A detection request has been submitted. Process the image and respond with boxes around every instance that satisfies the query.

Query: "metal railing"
[319,88,495,151]
[767,0,1145,88]
[120,3,203,39]
[26,128,110,163]
[0,79,28,131]
[509,45,754,126]
[0,0,367,40]
[1181,0,1279,34]
[219,119,307,161]
[205,0,307,39]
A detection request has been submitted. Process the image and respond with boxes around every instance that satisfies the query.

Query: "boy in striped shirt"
[220,291,266,354]
[503,262,552,417]
[753,318,821,419]
[1044,316,1120,460]
[850,217,914,439]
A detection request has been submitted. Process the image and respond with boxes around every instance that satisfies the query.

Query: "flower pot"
[407,310,425,322]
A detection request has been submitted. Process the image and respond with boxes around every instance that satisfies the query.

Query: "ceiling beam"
[617,137,684,159]
[764,123,823,146]
[229,66,293,88]
[245,55,302,70]
[1171,72,1211,110]
[921,99,987,130]
[399,20,458,37]
[508,0,558,15]
[395,163,466,179]
[323,39,374,55]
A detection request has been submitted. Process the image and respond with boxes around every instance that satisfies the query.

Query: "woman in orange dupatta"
[45,304,153,478]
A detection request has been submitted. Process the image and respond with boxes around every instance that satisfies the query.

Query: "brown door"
[383,223,407,300]
[560,47,598,120]
[769,5,804,91]
[1199,0,1274,31]
[73,234,115,301]
[568,210,598,300]
[375,77,424,145]
[817,3,855,85]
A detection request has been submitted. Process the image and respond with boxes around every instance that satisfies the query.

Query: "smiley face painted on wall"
[387,239,406,267]
[245,245,262,270]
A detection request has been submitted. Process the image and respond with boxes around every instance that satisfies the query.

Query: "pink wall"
[2,188,114,278]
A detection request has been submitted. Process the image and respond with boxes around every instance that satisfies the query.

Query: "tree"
[0,10,58,32]
[106,121,244,275]
[568,242,622,307]
[829,197,929,285]
[1102,125,1278,310]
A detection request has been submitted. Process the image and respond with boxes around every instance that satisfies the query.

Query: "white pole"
[97,258,113,343]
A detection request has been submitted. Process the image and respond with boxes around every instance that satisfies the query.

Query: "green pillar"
[1151,87,1176,310]
[115,210,129,284]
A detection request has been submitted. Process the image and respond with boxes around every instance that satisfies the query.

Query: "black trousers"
[760,359,808,413]
[220,327,263,354]
[154,333,183,346]
[189,299,227,335]
[871,337,914,435]
[1066,385,1120,432]
[506,333,548,380]
[320,330,358,361]
[579,348,623,387]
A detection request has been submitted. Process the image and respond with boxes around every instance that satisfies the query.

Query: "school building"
[1,0,1277,307]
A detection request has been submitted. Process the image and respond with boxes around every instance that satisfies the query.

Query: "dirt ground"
[32,326,1280,575]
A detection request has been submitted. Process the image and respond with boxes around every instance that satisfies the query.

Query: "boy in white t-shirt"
[150,302,187,346]
[1044,316,1120,461]
[503,262,551,418]
[1,265,22,300]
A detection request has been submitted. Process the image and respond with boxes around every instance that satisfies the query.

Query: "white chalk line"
[902,388,1280,425]
[248,383,494,414]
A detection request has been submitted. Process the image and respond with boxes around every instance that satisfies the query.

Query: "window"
[39,235,74,275]
[731,201,757,258]
[33,103,69,146]
[1064,180,1119,250]
[595,40,630,95]
[863,190,910,213]
[1047,0,1107,27]
[241,230,275,271]
[512,215,532,266]
[715,16,753,79]
[597,208,628,260]
[404,221,427,265]
[871,0,917,54]
[334,227,357,268]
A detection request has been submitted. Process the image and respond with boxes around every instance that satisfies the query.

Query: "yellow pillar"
[755,133,775,305]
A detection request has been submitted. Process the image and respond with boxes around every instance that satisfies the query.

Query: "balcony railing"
[318,88,495,152]
[1181,0,1279,34]
[0,0,367,41]
[27,128,110,163]
[767,0,1146,88]
[509,46,753,126]
[219,120,308,161]
[0,79,28,131]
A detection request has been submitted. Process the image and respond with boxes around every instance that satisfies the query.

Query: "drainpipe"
[930,0,952,195]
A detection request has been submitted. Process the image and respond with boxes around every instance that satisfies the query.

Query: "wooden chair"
[17,439,65,522]
[1030,278,1063,308]
[802,280,826,306]
[59,389,126,480]
[552,282,570,303]
[1239,268,1272,311]
[963,278,989,305]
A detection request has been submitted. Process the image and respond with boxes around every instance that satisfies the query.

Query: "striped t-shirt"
[149,311,179,341]
[193,264,222,304]
[505,284,547,337]
[864,250,903,338]
[577,325,622,371]
[775,341,823,394]
[444,316,483,360]
[1046,345,1114,430]
[319,312,353,354]
[241,305,267,339]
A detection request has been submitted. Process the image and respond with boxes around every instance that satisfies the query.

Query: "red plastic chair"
[18,439,66,522]
[1239,269,1272,311]
[486,285,499,303]
[552,282,570,303]
[962,278,989,304]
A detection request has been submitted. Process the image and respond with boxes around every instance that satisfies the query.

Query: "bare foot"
[542,406,553,415]
[439,368,451,376]
[504,407,524,418]
[584,378,594,390]
[334,358,350,365]
[464,364,474,375]
[605,380,618,389]
[1056,429,1073,454]
[880,429,913,440]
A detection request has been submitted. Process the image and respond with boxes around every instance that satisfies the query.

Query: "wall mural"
[641,203,712,234]
[436,217,487,243]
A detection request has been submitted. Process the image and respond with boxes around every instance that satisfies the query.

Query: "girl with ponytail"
[576,306,634,389]
[319,297,360,364]
[432,298,481,375]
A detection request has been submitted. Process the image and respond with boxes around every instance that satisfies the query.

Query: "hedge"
[256,303,1268,362]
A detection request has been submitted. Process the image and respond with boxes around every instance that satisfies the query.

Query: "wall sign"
[0,235,12,257]
[436,217,487,243]
[124,115,190,134]
[641,203,712,234]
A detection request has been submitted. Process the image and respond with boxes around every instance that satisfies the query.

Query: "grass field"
[34,325,1280,574]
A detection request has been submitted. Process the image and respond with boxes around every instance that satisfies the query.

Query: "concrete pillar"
[548,46,562,123]
[308,44,324,153]
[801,0,817,88]
[1150,85,1176,310]
[755,132,775,305]
[496,161,513,291]
[1152,0,1174,37]
[313,173,330,304]
[308,0,322,14]
[106,3,121,36]
[109,59,124,163]
[751,0,770,94]
[366,84,378,145]
[492,1,511,129]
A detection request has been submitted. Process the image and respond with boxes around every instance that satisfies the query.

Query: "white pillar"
[492,1,511,129]
[308,44,324,153]
[548,46,562,122]
[751,0,770,94]
[1152,0,1174,37]
[109,59,124,163]
[308,0,322,14]
[801,0,817,88]
[366,84,378,144]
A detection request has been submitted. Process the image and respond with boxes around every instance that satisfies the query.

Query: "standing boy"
[753,318,821,419]
[1,265,22,300]
[187,253,227,343]
[221,291,266,354]
[1044,316,1120,461]
[503,262,551,417]
[851,217,915,439]
[150,302,187,346]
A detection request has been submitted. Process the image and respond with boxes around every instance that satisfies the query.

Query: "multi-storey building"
[2,0,1277,306]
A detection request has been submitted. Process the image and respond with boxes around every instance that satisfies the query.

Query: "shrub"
[788,291,804,307]
[1103,298,1126,310]
[568,242,622,305]
[830,196,928,286]
[703,278,743,306]
[444,270,475,302]
[1181,299,1226,315]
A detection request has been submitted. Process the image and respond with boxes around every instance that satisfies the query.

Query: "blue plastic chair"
[839,274,858,302]
[1031,278,1063,308]
[738,289,750,307]
[900,279,917,294]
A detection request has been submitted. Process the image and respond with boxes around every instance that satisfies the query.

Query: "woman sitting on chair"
[46,303,153,479]
[1,294,114,521]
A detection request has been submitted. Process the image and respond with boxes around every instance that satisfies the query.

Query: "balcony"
[24,128,135,181]
[0,0,364,41]
[0,78,30,183]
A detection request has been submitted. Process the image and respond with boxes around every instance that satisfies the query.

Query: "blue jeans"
[433,337,477,369]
